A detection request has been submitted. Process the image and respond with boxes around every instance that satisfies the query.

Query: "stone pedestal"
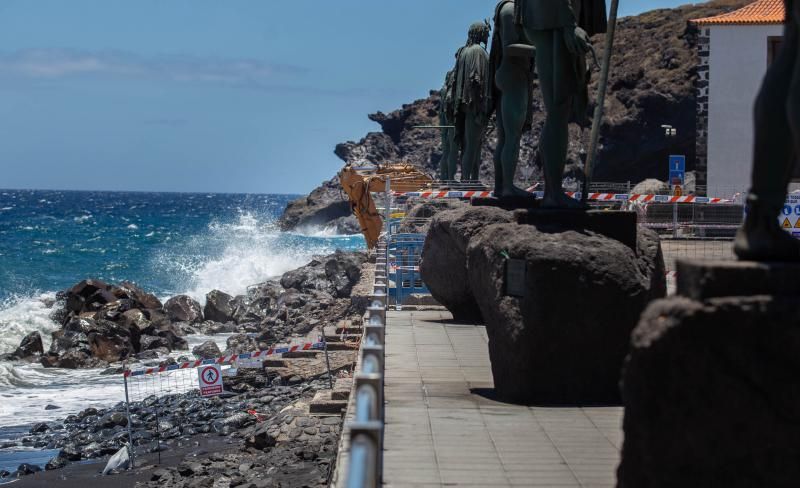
[516,209,638,250]
[419,206,515,322]
[467,212,666,404]
[471,195,540,211]
[617,260,800,488]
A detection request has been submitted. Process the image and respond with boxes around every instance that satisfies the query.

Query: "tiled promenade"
[382,309,623,487]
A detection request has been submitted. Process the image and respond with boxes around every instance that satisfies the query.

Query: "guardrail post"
[370,290,387,309]
[346,422,383,488]
[367,305,387,327]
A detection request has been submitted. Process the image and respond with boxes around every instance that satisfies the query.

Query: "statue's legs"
[445,128,459,182]
[529,29,583,209]
[440,130,452,180]
[735,0,800,260]
[461,106,485,181]
[494,58,533,198]
[790,0,800,156]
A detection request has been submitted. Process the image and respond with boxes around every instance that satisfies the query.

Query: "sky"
[0,0,695,194]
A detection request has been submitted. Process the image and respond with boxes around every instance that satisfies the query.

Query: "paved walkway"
[382,309,623,487]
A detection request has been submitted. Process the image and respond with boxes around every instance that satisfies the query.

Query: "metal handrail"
[344,264,387,488]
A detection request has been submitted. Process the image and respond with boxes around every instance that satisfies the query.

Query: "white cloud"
[0,48,307,88]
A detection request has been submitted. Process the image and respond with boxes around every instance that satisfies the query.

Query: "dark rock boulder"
[280,251,367,298]
[325,251,366,298]
[41,317,137,368]
[87,323,137,363]
[277,177,352,232]
[419,206,515,322]
[399,199,467,234]
[12,331,44,359]
[192,340,222,360]
[15,464,41,477]
[224,334,258,356]
[64,279,111,314]
[204,290,235,323]
[618,266,800,487]
[196,321,239,335]
[45,455,68,471]
[116,281,163,310]
[164,295,203,324]
[139,335,170,352]
[277,290,307,310]
[148,324,189,351]
[467,220,665,404]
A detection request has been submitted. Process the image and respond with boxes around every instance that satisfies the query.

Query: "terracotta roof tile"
[691,0,785,25]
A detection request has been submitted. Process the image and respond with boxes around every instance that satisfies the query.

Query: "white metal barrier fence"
[120,339,327,467]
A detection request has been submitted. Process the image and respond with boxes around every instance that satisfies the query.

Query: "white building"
[692,0,785,198]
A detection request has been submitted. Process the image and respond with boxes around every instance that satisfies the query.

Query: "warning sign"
[198,364,223,397]
[782,194,800,239]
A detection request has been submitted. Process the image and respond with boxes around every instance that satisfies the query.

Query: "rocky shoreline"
[0,250,369,486]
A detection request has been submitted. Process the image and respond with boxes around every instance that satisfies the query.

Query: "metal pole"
[673,202,679,239]
[322,334,334,389]
[154,404,162,465]
[122,366,135,469]
[384,177,392,238]
[384,177,392,306]
[582,0,621,204]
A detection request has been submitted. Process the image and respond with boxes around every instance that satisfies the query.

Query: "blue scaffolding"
[387,233,428,305]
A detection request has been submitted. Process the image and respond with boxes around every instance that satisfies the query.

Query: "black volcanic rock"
[204,290,235,323]
[277,177,356,232]
[420,206,516,322]
[164,295,203,324]
[12,331,44,360]
[467,220,666,404]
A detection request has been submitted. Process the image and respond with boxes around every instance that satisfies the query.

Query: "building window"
[768,36,784,65]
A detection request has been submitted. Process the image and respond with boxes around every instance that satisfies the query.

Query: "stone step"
[328,324,363,336]
[262,358,290,368]
[324,334,362,344]
[325,342,360,352]
[282,350,321,359]
[332,378,353,401]
[309,391,348,415]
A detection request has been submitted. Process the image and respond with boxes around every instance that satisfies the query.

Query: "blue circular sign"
[784,206,792,216]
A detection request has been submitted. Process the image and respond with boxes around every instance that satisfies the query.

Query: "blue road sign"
[668,155,686,187]
[669,155,686,172]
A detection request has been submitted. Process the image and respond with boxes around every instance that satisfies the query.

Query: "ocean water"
[0,190,363,439]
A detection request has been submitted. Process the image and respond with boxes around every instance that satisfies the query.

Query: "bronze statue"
[438,69,458,181]
[513,0,604,208]
[734,0,800,261]
[490,0,537,197]
[454,21,492,182]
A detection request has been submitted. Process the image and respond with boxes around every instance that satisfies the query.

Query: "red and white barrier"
[392,190,734,205]
[124,341,324,378]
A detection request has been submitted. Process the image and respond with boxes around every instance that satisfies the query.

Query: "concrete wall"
[706,24,783,198]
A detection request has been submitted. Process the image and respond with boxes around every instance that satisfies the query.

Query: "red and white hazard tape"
[393,190,733,205]
[123,341,324,378]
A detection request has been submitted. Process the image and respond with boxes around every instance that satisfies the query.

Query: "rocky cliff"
[279,0,749,231]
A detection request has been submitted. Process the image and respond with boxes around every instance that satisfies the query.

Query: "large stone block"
[419,206,515,322]
[467,217,665,404]
[618,260,800,488]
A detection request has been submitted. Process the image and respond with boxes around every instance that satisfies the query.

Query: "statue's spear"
[582,0,620,204]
